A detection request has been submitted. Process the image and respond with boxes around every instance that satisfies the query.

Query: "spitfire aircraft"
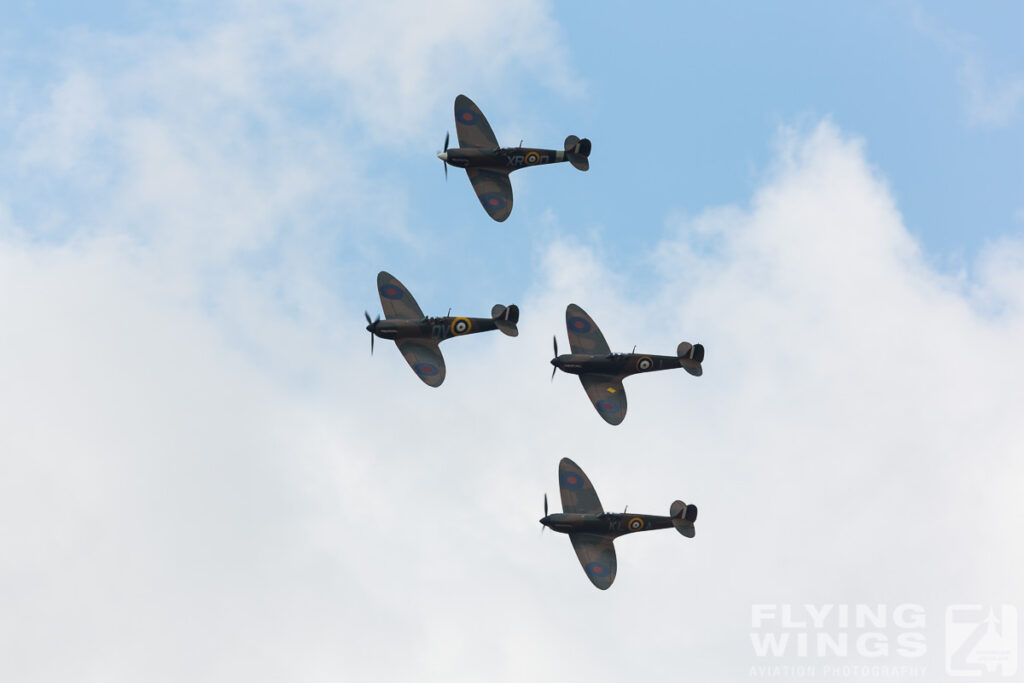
[540,457,698,590]
[437,94,591,222]
[365,271,519,387]
[551,303,704,425]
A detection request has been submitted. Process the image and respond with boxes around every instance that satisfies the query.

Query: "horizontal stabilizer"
[564,135,591,171]
[685,503,698,523]
[678,341,704,376]
[670,499,697,538]
[491,303,520,337]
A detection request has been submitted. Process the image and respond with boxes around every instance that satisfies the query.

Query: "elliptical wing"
[558,457,603,514]
[565,304,611,355]
[377,271,424,320]
[454,94,499,150]
[569,533,617,590]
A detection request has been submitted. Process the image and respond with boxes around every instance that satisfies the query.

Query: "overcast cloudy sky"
[2,2,1023,682]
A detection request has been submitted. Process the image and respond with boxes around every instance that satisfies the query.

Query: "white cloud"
[913,9,1024,127]
[957,55,1024,127]
[2,4,1023,682]
[4,113,1024,681]
[7,0,577,262]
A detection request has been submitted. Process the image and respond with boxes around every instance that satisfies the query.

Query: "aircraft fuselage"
[540,512,676,538]
[440,146,567,171]
[368,316,500,343]
[551,352,684,378]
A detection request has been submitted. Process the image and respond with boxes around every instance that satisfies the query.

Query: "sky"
[1,2,1023,682]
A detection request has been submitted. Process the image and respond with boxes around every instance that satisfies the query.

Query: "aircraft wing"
[580,374,627,426]
[569,532,617,590]
[377,271,424,320]
[559,457,604,514]
[465,168,513,222]
[454,94,499,149]
[565,304,611,355]
[395,339,446,387]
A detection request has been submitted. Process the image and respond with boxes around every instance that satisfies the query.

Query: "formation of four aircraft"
[367,95,701,589]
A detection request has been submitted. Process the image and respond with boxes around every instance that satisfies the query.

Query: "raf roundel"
[457,109,477,125]
[450,317,472,335]
[567,316,592,334]
[637,356,653,371]
[595,398,620,414]
[525,151,540,165]
[380,284,404,300]
[479,194,506,210]
[628,517,645,531]
[413,362,439,377]
[585,561,609,577]
[560,471,585,490]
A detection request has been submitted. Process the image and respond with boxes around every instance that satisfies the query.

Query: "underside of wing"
[558,457,603,514]
[465,168,513,222]
[569,533,617,590]
[377,271,424,320]
[580,374,627,426]
[565,304,611,354]
[454,94,499,150]
[395,339,446,387]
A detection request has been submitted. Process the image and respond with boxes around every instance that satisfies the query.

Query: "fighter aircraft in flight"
[437,94,591,222]
[365,271,519,387]
[540,457,698,590]
[550,303,704,425]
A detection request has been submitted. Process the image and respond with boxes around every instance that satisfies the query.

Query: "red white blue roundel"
[567,316,592,333]
[413,362,439,377]
[636,356,653,371]
[525,151,540,164]
[585,561,609,577]
[479,193,506,211]
[380,284,404,300]
[450,317,471,335]
[595,398,620,414]
[628,517,644,531]
[560,471,585,490]
[456,108,478,125]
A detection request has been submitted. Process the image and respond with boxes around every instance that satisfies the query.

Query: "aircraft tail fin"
[564,135,591,171]
[491,303,520,337]
[677,341,704,377]
[670,499,697,538]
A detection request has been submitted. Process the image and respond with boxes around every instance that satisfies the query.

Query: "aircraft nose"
[365,324,373,333]
[437,152,448,161]
[550,358,557,366]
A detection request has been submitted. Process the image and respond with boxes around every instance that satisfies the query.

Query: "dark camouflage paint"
[552,304,704,425]
[541,458,697,590]
[442,94,591,222]
[368,271,519,387]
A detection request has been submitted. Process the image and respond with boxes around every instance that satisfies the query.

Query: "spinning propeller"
[550,336,559,381]
[364,311,380,355]
[540,493,549,534]
[438,131,449,180]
